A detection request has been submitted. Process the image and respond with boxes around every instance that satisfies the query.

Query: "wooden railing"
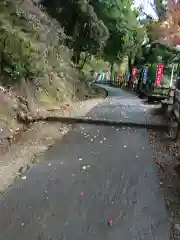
[171,89,180,139]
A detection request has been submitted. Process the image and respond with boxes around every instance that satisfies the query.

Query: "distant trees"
[132,0,180,68]
[149,0,180,47]
[41,0,145,71]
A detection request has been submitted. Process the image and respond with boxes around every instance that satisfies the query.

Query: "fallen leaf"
[108,220,113,227]
[21,176,26,180]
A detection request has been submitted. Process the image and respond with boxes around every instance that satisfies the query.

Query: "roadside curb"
[24,116,169,131]
[18,83,168,132]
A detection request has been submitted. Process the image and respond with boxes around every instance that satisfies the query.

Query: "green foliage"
[91,0,145,67]
[2,0,176,90]
[147,63,157,83]
[0,0,77,107]
[42,0,109,63]
[135,0,180,70]
[134,8,180,70]
[41,0,145,69]
[0,1,66,86]
[0,19,39,82]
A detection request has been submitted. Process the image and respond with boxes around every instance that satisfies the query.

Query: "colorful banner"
[132,67,137,77]
[118,70,123,77]
[106,71,110,81]
[117,71,123,82]
[155,63,164,85]
[124,71,130,82]
[101,72,106,82]
[142,66,148,84]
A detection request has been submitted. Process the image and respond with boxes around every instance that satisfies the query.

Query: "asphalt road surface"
[0,85,170,240]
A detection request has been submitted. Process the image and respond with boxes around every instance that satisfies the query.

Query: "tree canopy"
[40,0,145,70]
[149,0,180,46]
[132,0,180,68]
[39,0,179,72]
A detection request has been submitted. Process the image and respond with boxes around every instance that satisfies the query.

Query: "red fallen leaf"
[155,160,161,165]
[108,220,113,227]
[155,159,164,166]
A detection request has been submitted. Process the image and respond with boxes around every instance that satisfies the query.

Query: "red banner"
[132,67,137,77]
[155,63,164,85]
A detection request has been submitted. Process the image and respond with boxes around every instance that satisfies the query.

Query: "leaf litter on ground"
[148,129,180,240]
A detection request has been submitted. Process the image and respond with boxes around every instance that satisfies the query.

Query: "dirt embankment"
[0,96,106,194]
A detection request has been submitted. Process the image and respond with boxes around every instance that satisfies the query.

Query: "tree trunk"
[128,57,133,88]
[110,63,114,82]
[72,50,81,65]
[137,68,143,92]
[128,57,133,73]
[110,62,114,74]
[79,53,90,69]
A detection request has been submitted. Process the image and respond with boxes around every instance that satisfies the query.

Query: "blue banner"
[142,66,148,84]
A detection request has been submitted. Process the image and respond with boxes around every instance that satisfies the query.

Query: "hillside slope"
[0,0,102,142]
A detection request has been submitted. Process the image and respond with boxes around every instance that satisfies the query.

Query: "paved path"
[89,85,167,126]
[0,85,170,240]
